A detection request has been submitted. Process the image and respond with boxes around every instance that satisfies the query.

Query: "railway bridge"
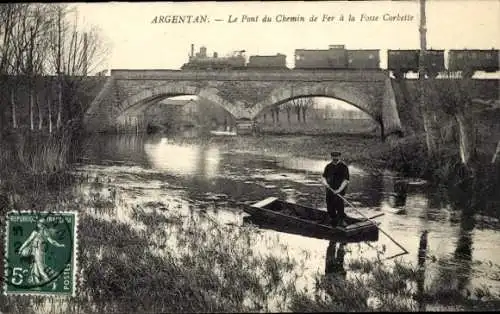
[83,69,403,139]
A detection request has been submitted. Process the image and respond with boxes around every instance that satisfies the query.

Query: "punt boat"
[241,197,381,241]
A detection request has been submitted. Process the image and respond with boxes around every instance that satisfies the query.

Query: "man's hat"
[331,151,341,157]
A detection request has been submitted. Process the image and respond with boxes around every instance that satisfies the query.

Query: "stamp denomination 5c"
[3,211,78,296]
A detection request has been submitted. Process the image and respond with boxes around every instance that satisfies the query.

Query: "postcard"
[0,1,499,313]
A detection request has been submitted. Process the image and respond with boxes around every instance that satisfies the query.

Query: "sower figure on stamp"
[18,218,65,285]
[321,151,350,226]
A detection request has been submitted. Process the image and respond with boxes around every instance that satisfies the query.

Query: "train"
[181,44,246,70]
[181,44,499,75]
[294,45,382,70]
[448,49,499,73]
[387,49,446,77]
[247,54,287,69]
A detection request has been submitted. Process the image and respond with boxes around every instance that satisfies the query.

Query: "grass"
[199,133,388,167]
[0,129,77,199]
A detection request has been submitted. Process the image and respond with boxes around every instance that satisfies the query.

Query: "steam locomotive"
[181,44,500,75]
[181,45,246,70]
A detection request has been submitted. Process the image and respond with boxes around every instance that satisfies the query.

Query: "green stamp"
[3,211,78,296]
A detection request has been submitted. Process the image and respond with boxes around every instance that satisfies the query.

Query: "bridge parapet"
[110,69,390,82]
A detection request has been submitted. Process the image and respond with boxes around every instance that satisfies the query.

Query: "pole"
[321,181,409,259]
[419,0,436,156]
[419,0,427,96]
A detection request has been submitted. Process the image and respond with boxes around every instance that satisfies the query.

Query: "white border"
[3,210,79,297]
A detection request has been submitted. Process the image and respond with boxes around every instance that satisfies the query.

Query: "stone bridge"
[83,69,403,139]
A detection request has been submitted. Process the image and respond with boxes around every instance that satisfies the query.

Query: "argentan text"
[151,15,209,24]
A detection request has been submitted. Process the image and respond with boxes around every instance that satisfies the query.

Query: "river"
[71,133,500,307]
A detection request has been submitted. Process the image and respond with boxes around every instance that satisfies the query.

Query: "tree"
[6,4,54,130]
[0,4,17,74]
[0,4,25,129]
[434,78,477,167]
[0,4,109,132]
[46,81,53,133]
[493,140,500,164]
[274,106,280,123]
[419,0,437,156]
[279,101,293,124]
[302,98,313,123]
[290,97,314,123]
[44,4,110,129]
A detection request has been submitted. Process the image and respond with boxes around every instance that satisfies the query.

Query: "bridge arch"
[251,83,381,123]
[118,83,243,119]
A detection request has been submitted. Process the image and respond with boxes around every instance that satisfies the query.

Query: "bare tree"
[3,4,54,131]
[47,83,53,134]
[0,4,16,74]
[302,98,313,123]
[0,4,108,132]
[43,4,109,129]
[279,101,293,124]
[274,106,280,123]
[419,0,441,157]
[493,140,500,164]
[295,99,302,122]
[290,97,314,123]
[434,78,477,167]
[0,4,22,129]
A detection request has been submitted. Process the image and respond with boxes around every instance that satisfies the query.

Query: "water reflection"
[144,138,220,179]
[454,210,475,293]
[428,188,477,305]
[74,133,500,298]
[82,134,149,165]
[354,171,384,208]
[416,230,429,311]
[325,241,347,280]
[427,188,450,210]
[393,180,408,208]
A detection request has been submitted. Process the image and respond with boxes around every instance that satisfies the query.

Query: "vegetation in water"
[2,181,500,313]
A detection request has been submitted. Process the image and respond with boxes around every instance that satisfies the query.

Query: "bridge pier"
[381,77,404,140]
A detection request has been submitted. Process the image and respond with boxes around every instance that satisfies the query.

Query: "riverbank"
[202,133,388,167]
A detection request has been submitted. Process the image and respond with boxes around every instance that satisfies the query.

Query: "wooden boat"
[241,197,381,240]
[243,215,380,242]
[209,130,237,136]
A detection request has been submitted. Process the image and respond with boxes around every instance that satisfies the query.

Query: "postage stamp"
[3,211,78,297]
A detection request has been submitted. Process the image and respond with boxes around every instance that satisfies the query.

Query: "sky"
[73,0,500,72]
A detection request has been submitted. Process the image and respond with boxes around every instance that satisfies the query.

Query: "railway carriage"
[346,49,381,69]
[387,49,420,75]
[448,49,499,73]
[425,50,446,77]
[295,45,348,69]
[247,54,288,69]
[387,49,445,77]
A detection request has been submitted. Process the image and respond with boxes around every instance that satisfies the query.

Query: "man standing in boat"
[321,151,350,226]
